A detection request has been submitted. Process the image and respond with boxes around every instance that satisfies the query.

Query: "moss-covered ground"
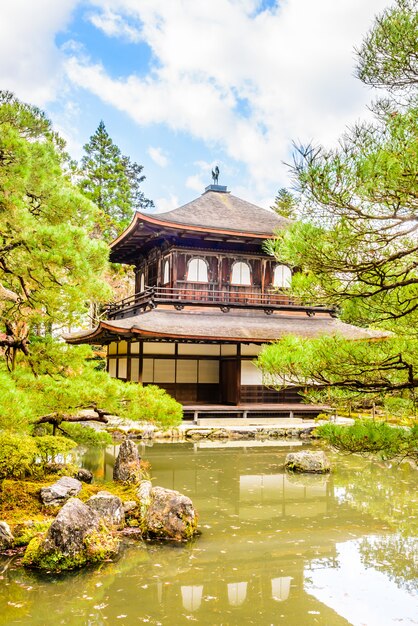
[0,475,145,545]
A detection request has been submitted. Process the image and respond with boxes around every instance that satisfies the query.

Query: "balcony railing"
[103,285,337,319]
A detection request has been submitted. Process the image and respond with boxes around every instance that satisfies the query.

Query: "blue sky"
[1,0,389,212]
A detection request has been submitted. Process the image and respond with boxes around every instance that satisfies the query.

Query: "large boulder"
[113,439,142,484]
[86,491,125,528]
[0,521,14,551]
[40,476,82,506]
[144,486,198,541]
[23,498,119,571]
[285,450,331,474]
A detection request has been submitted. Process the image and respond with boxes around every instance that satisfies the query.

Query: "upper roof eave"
[110,210,274,252]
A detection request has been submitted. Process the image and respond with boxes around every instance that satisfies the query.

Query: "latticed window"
[231,261,251,285]
[273,264,291,288]
[187,258,208,282]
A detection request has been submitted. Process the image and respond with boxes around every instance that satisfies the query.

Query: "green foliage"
[33,435,77,464]
[13,520,52,547]
[0,341,182,444]
[316,420,418,461]
[0,432,77,479]
[0,91,110,368]
[0,433,38,479]
[270,188,298,219]
[60,424,112,447]
[258,334,418,405]
[79,121,153,240]
[0,370,32,431]
[356,0,418,90]
[261,0,418,406]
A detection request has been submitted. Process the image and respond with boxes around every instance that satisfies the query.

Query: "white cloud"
[0,0,78,106]
[148,146,169,167]
[153,193,179,213]
[0,0,390,204]
[87,8,142,42]
[64,0,389,196]
[186,174,206,193]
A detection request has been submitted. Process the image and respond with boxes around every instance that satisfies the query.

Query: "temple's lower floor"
[64,306,386,413]
[105,339,303,406]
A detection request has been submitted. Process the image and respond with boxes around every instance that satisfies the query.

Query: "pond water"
[1,440,417,625]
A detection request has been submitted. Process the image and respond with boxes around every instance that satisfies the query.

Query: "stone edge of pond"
[101,417,354,442]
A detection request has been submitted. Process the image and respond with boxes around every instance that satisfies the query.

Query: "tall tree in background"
[270,188,298,219]
[0,93,182,442]
[79,121,153,241]
[260,0,418,411]
[0,92,110,369]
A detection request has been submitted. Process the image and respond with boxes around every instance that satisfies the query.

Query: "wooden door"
[220,359,240,405]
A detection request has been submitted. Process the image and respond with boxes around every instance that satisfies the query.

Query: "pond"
[1,440,417,625]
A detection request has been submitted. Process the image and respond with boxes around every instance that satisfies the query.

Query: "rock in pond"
[40,476,82,506]
[75,468,93,484]
[144,486,198,541]
[0,521,14,551]
[113,439,142,484]
[86,491,125,528]
[23,498,119,571]
[285,451,331,474]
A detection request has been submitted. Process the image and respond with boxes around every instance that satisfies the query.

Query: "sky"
[0,0,390,213]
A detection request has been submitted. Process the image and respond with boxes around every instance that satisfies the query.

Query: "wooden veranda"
[182,402,329,423]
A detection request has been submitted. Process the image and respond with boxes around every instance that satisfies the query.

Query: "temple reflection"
[3,442,416,626]
[271,576,292,602]
[181,585,203,611]
[72,442,391,623]
[227,581,247,607]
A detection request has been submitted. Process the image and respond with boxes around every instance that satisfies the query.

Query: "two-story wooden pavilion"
[66,182,383,419]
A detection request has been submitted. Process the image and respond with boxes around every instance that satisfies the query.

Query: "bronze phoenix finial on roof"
[211,166,220,184]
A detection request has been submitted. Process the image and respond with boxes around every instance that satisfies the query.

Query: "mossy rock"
[22,498,119,572]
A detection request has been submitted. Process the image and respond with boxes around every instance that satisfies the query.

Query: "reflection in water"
[305,540,418,626]
[1,442,417,626]
[181,585,203,611]
[271,576,292,602]
[227,581,247,607]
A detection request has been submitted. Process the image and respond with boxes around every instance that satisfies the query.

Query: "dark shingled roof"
[65,308,388,345]
[153,189,289,235]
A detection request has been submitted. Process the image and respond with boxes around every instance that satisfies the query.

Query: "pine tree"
[0,92,110,368]
[79,122,153,240]
[270,188,298,219]
[260,0,418,409]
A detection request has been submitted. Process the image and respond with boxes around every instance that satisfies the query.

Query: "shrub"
[34,435,77,464]
[0,433,38,479]
[316,420,418,460]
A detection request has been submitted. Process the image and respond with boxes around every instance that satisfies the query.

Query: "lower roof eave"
[63,308,389,345]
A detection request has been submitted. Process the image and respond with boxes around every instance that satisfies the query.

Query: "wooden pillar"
[236,343,241,405]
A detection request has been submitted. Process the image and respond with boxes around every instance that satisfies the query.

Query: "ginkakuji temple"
[66,180,383,420]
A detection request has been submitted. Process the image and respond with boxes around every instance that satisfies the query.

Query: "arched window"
[273,264,291,288]
[163,260,170,284]
[231,261,251,286]
[139,272,145,292]
[187,258,208,282]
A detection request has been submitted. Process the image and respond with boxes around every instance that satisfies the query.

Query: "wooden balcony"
[104,285,337,320]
